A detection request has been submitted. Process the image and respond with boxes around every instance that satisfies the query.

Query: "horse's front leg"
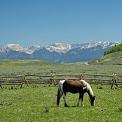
[77,93,81,107]
[81,93,84,107]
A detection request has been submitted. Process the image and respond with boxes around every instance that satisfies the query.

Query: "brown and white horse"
[57,79,95,107]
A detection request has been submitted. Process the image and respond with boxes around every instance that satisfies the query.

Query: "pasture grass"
[0,60,122,121]
[0,85,122,122]
[0,59,122,76]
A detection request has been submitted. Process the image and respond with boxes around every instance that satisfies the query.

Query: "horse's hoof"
[65,104,69,107]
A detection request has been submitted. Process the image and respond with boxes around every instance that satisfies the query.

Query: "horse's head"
[90,96,95,106]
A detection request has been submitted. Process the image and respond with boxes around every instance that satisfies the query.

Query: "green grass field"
[0,59,122,122]
[0,59,122,76]
[90,51,122,65]
[0,85,122,122]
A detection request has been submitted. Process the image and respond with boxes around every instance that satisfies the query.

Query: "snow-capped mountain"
[46,43,71,53]
[72,41,115,49]
[0,41,119,63]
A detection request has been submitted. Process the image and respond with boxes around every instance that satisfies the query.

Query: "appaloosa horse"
[57,79,95,107]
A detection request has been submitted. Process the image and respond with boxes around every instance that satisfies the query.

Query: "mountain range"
[0,41,118,63]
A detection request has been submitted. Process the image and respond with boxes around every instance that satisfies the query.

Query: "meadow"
[0,60,122,75]
[0,85,122,122]
[0,60,122,122]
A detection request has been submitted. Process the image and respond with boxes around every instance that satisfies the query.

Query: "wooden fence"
[0,73,122,88]
[0,75,24,88]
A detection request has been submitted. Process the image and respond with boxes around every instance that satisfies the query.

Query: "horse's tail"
[57,80,65,106]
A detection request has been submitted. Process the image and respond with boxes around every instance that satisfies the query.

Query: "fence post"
[111,73,118,89]
[49,71,56,86]
[23,75,29,87]
[80,74,84,80]
[20,75,24,88]
[0,83,2,88]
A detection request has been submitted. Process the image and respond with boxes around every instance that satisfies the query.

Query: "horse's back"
[63,80,83,93]
[65,80,82,86]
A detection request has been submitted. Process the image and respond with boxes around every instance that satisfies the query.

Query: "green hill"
[104,43,122,55]
[91,51,122,65]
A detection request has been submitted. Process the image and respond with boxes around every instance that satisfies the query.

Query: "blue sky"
[0,0,122,46]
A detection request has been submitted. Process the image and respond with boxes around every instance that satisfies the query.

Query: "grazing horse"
[57,79,95,107]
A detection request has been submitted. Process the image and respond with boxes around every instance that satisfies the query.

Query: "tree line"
[104,43,122,55]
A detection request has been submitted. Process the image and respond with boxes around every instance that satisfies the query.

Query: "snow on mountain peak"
[7,44,24,51]
[96,41,114,49]
[46,43,72,53]
[79,41,114,49]
[6,44,40,54]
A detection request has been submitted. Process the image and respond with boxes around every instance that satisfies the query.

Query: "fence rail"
[0,73,122,88]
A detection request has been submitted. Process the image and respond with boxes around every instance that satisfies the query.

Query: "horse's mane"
[80,80,94,96]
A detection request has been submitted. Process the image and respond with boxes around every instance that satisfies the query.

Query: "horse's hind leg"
[63,92,68,107]
[57,89,62,106]
[57,86,66,106]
